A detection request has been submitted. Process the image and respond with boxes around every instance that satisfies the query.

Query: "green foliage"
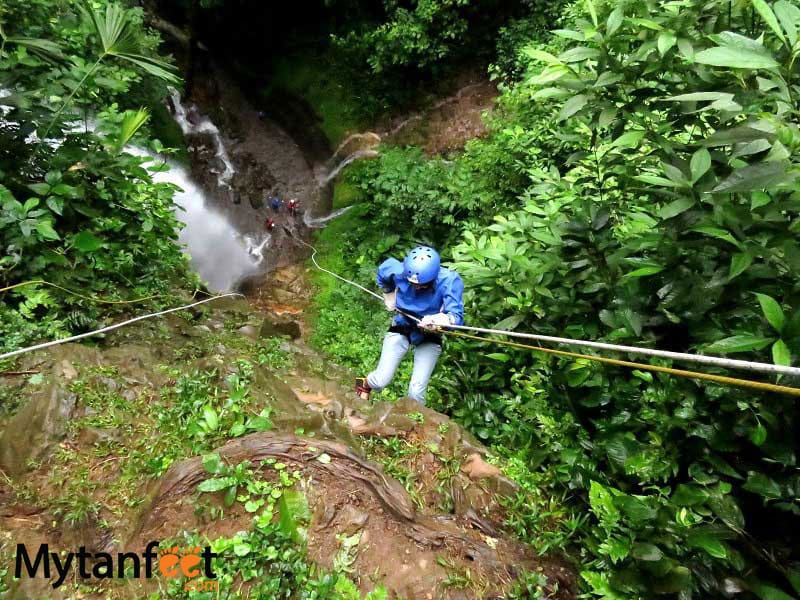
[265,49,375,146]
[335,0,477,73]
[314,0,800,596]
[493,5,570,80]
[333,0,565,75]
[158,364,273,462]
[450,0,800,596]
[0,0,192,354]
[165,460,386,599]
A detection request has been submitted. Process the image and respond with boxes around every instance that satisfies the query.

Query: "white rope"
[0,293,244,362]
[443,323,800,377]
[293,235,422,324]
[293,235,800,379]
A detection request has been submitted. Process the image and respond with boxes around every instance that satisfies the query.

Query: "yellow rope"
[0,279,161,304]
[445,330,800,397]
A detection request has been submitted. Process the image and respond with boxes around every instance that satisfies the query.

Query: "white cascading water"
[303,205,353,228]
[243,233,272,264]
[329,132,381,164]
[320,149,379,185]
[6,88,270,291]
[163,90,272,287]
[126,147,266,291]
[168,87,235,190]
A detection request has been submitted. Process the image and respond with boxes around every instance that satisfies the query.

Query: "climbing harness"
[293,235,800,395]
[0,293,243,362]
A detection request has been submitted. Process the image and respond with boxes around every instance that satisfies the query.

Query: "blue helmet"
[403,246,440,285]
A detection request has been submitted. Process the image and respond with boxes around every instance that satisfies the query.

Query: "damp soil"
[0,268,577,599]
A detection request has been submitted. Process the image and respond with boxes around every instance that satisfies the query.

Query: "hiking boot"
[355,377,371,401]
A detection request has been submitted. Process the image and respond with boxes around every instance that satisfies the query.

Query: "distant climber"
[269,193,282,212]
[287,198,299,217]
[264,217,275,231]
[355,246,464,405]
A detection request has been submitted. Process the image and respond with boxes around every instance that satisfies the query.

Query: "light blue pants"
[367,332,442,405]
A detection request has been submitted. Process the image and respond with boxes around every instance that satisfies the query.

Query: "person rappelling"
[355,246,464,405]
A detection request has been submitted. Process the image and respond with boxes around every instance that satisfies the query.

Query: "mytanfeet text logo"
[14,541,220,591]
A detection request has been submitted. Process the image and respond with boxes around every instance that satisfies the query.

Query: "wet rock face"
[259,316,302,340]
[232,152,277,209]
[0,361,80,476]
[0,386,77,477]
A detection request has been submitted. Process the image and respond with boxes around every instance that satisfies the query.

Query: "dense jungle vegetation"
[2,0,800,598]
[0,0,195,353]
[311,0,800,598]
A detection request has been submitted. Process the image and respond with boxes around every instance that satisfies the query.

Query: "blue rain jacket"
[377,258,464,345]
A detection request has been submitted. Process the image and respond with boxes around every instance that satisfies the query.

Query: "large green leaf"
[658,31,677,55]
[705,335,775,353]
[708,495,745,531]
[201,453,223,475]
[631,543,663,561]
[35,221,59,240]
[666,91,737,101]
[694,45,778,68]
[750,580,797,600]
[72,231,104,252]
[752,0,786,43]
[729,252,753,279]
[703,125,775,146]
[278,490,310,544]
[606,8,624,36]
[695,32,779,69]
[772,339,791,366]
[755,293,785,332]
[687,533,728,558]
[197,477,235,493]
[751,422,768,446]
[623,266,664,278]
[28,183,51,196]
[610,131,645,148]
[202,406,219,431]
[558,94,588,121]
[690,148,711,182]
[743,472,783,499]
[115,108,149,151]
[672,484,708,506]
[558,47,601,63]
[774,0,800,46]
[691,226,741,248]
[113,52,180,82]
[78,1,178,82]
[712,161,792,193]
[6,37,65,62]
[660,198,695,219]
[585,0,598,26]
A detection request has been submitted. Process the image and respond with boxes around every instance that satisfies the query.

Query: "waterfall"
[0,88,12,118]
[303,205,353,228]
[126,147,260,292]
[168,87,235,190]
[320,149,379,185]
[329,132,381,163]
[244,233,273,265]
